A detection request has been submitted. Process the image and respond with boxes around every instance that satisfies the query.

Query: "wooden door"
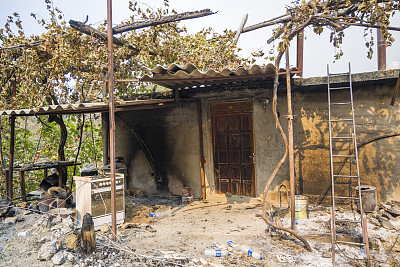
[212,101,254,196]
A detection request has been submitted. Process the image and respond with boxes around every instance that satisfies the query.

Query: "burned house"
[102,63,400,203]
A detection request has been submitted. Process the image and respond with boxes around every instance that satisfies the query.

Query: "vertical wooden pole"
[377,28,386,70]
[197,102,206,199]
[20,170,26,202]
[286,48,296,230]
[377,6,386,70]
[107,0,117,241]
[296,31,304,77]
[7,115,16,200]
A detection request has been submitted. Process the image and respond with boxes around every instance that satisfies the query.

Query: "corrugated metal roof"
[141,63,279,89]
[0,99,174,116]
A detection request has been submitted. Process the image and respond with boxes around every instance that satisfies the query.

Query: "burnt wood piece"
[113,9,215,34]
[80,213,96,254]
[69,20,125,46]
[0,40,45,51]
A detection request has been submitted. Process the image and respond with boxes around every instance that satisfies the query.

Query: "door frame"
[210,100,255,196]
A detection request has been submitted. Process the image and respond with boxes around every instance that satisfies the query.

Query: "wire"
[387,233,400,254]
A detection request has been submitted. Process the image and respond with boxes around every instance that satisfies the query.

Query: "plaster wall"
[110,103,202,197]
[294,84,400,202]
[103,79,400,202]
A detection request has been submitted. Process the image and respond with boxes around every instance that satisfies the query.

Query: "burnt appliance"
[74,173,125,229]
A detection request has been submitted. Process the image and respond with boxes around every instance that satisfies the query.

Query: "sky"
[1,0,400,78]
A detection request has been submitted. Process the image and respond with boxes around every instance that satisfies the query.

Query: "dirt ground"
[0,194,399,266]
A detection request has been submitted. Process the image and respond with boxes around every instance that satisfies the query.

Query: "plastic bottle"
[227,241,262,260]
[149,209,172,219]
[17,231,30,237]
[240,245,262,260]
[204,249,229,257]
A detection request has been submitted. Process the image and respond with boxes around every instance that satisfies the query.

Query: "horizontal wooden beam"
[113,9,216,34]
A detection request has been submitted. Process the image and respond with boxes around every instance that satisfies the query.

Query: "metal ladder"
[327,63,370,266]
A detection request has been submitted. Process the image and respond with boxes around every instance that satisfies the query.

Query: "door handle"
[249,153,255,163]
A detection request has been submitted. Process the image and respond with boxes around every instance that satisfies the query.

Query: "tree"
[0,0,248,181]
[0,0,246,111]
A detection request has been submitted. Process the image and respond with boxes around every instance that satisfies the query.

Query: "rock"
[16,214,25,222]
[4,216,17,224]
[322,250,332,258]
[145,225,156,233]
[52,251,65,265]
[381,217,396,230]
[114,263,121,267]
[66,252,75,264]
[49,208,76,218]
[98,223,110,233]
[37,240,59,261]
[64,233,79,249]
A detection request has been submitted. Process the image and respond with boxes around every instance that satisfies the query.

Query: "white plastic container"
[204,249,229,257]
[17,231,30,237]
[150,209,172,219]
[227,241,262,260]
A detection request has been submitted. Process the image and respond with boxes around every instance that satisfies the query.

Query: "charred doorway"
[211,100,255,196]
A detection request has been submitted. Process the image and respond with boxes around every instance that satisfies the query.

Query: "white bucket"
[295,195,308,219]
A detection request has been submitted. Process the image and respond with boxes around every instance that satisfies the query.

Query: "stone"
[381,217,396,230]
[322,250,332,258]
[64,233,79,249]
[50,208,76,218]
[4,217,17,224]
[98,223,110,233]
[52,251,65,265]
[37,240,59,261]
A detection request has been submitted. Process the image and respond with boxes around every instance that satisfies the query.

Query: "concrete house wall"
[103,71,400,202]
[106,103,202,196]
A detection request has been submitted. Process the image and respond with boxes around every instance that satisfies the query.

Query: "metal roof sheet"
[0,99,174,116]
[141,63,279,89]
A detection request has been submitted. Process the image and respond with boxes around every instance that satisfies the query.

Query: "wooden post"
[377,28,386,70]
[377,6,386,70]
[20,170,26,202]
[7,115,16,200]
[296,31,304,77]
[81,213,96,253]
[58,168,63,187]
[107,0,117,241]
[286,49,296,230]
[233,14,248,44]
[197,102,206,199]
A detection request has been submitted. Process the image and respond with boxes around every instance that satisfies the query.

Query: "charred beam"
[0,40,45,51]
[69,20,124,46]
[113,9,216,34]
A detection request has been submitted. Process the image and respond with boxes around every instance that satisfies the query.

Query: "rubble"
[37,240,59,261]
[52,250,66,265]
[0,196,399,266]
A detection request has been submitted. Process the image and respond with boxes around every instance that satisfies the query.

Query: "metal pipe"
[107,0,117,241]
[197,102,206,200]
[377,11,386,70]
[377,28,386,70]
[296,31,304,77]
[286,48,296,230]
[7,115,15,200]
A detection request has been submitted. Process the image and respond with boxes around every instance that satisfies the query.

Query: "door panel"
[212,101,255,196]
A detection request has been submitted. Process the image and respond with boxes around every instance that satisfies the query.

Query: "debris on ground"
[0,195,399,266]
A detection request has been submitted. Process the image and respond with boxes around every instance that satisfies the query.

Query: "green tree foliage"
[269,0,400,65]
[0,0,247,195]
[0,0,245,110]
